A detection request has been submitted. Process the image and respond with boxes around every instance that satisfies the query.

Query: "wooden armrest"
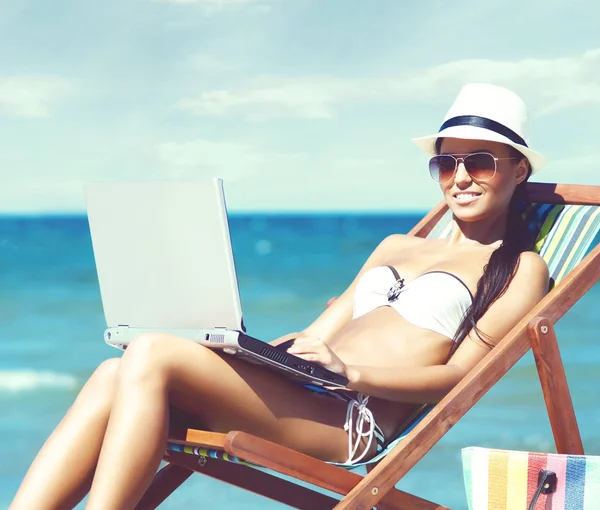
[168,429,227,450]
[225,431,446,509]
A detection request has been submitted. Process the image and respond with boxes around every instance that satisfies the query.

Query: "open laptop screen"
[84,179,243,331]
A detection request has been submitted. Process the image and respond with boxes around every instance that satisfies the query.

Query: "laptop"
[83,178,348,387]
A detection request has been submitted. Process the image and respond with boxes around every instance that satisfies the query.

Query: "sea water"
[1,215,599,509]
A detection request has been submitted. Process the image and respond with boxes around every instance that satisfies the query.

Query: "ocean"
[1,214,599,509]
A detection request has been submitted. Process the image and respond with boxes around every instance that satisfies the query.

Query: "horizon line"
[0,209,431,219]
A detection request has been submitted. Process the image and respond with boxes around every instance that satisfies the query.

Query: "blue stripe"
[565,455,586,509]
[552,207,593,280]
[526,203,554,239]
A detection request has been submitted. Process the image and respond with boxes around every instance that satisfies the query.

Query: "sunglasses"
[429,152,516,183]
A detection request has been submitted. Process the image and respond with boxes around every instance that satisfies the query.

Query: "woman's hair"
[434,139,535,357]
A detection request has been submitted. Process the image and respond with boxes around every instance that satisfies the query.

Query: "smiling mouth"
[453,192,482,203]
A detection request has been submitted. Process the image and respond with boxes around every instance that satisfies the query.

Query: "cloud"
[387,48,600,116]
[0,180,85,214]
[0,76,74,118]
[155,138,302,181]
[151,137,438,211]
[175,76,357,120]
[176,48,600,121]
[538,151,600,184]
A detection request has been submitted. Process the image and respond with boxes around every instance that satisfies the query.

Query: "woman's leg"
[10,358,121,510]
[86,333,359,510]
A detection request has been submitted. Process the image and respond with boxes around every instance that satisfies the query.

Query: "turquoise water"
[1,214,599,509]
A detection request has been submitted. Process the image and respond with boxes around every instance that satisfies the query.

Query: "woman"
[10,83,550,510]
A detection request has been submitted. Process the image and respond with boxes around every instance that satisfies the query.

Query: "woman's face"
[436,137,529,223]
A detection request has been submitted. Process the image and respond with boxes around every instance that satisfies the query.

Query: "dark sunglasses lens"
[429,155,456,182]
[464,153,496,180]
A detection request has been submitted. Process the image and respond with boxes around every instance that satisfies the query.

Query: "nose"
[453,160,472,185]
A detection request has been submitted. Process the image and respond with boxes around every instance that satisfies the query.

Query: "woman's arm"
[293,251,550,402]
[270,234,408,345]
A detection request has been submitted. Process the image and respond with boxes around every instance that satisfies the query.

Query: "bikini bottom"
[300,383,385,465]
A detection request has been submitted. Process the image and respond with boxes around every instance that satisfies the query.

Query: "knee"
[93,357,121,382]
[87,358,121,394]
[73,358,121,411]
[119,332,172,384]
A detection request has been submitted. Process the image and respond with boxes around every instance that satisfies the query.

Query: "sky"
[0,0,599,213]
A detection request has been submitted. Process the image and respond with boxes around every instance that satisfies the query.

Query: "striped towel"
[462,447,600,510]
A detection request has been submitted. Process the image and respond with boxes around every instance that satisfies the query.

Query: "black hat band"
[439,115,528,148]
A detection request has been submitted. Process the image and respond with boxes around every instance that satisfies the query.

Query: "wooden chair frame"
[136,183,600,510]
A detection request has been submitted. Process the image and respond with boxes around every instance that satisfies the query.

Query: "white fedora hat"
[413,83,546,173]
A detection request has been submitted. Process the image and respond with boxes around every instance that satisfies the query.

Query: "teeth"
[454,193,481,204]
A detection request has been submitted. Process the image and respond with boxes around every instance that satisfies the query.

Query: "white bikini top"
[353,265,474,340]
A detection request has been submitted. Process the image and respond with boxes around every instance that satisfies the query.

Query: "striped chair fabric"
[462,447,600,510]
[166,202,600,469]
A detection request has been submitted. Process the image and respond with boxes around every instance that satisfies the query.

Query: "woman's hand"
[286,336,348,376]
[269,332,303,347]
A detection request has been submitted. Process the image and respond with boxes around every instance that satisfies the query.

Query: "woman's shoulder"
[361,234,428,270]
[377,233,428,251]
[517,250,549,279]
[370,234,426,260]
[506,250,550,297]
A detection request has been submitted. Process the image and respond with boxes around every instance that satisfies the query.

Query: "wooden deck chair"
[136,182,600,510]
